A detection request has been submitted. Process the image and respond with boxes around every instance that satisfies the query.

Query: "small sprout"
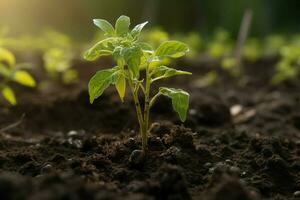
[0,48,36,105]
[84,15,191,152]
[43,47,77,84]
[263,34,286,57]
[207,29,233,58]
[272,45,300,84]
[42,30,78,85]
[221,57,241,77]
[193,71,218,88]
[242,38,262,62]
[222,57,237,70]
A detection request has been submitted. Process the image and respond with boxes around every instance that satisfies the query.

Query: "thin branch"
[0,114,25,133]
[138,83,146,94]
[149,92,161,108]
[235,9,253,69]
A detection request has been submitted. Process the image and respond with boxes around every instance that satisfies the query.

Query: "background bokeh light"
[0,0,299,39]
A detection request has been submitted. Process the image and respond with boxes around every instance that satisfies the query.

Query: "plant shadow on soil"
[0,58,299,200]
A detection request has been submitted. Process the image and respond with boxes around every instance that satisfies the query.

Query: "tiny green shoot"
[42,30,78,85]
[84,16,191,153]
[272,45,300,84]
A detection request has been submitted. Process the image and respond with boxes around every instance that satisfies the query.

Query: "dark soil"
[0,58,299,200]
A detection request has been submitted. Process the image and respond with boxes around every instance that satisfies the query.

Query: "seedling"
[263,35,286,57]
[242,38,262,62]
[0,48,36,105]
[43,47,78,84]
[272,45,300,84]
[207,29,233,59]
[84,15,191,152]
[42,30,78,85]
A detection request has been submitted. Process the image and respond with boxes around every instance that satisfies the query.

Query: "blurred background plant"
[0,0,299,87]
[0,48,36,105]
[0,28,79,86]
[272,44,300,84]
[1,0,299,38]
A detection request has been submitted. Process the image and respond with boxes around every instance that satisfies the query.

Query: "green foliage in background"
[0,48,36,105]
[272,44,300,84]
[0,29,78,85]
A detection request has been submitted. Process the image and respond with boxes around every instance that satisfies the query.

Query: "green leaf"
[1,86,17,105]
[0,47,15,67]
[123,46,143,78]
[152,66,191,81]
[112,46,123,61]
[139,42,154,53]
[43,48,71,74]
[84,38,114,61]
[149,56,172,70]
[62,69,78,84]
[13,70,36,87]
[93,19,115,35]
[131,21,148,38]
[0,63,11,77]
[115,15,130,36]
[115,73,126,102]
[88,67,120,103]
[159,87,189,122]
[155,41,189,59]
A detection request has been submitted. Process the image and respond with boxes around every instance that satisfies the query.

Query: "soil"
[0,57,299,200]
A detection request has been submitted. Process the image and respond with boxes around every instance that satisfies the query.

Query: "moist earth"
[0,58,299,200]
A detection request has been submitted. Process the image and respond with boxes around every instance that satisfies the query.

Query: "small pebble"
[128,137,135,142]
[128,150,145,167]
[125,137,136,148]
[230,104,243,116]
[241,171,247,177]
[189,109,197,115]
[294,191,300,197]
[225,159,233,165]
[67,130,78,137]
[204,162,212,168]
[67,130,85,138]
[215,139,221,145]
[229,166,240,175]
[41,164,54,174]
[215,162,227,169]
[67,138,82,148]
[209,167,215,174]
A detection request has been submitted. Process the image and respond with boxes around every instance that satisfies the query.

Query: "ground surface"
[0,58,299,200]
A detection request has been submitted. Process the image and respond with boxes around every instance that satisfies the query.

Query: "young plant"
[242,38,262,62]
[84,15,191,152]
[272,45,300,84]
[42,30,78,85]
[43,47,78,84]
[207,29,233,59]
[0,48,36,105]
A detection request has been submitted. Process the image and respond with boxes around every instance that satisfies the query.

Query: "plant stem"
[149,92,161,108]
[235,9,253,74]
[127,73,147,152]
[143,66,151,149]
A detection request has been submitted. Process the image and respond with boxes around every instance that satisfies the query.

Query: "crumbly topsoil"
[0,58,299,200]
